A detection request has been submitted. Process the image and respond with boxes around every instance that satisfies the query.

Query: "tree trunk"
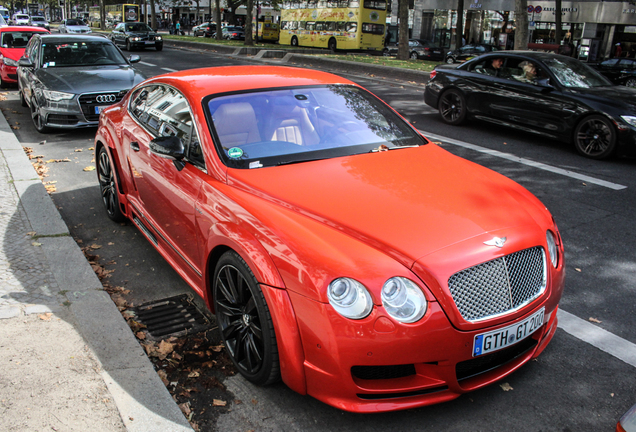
[245,0,254,45]
[554,0,562,45]
[514,0,528,50]
[455,0,464,49]
[149,0,157,30]
[397,0,409,60]
[215,0,222,41]
[100,0,105,30]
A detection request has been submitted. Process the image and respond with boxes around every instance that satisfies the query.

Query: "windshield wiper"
[277,157,325,166]
[369,144,421,152]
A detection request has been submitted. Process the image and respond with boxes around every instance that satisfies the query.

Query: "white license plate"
[472,307,544,357]
[94,106,107,114]
[145,41,154,45]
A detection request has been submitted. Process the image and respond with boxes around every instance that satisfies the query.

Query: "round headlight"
[327,278,373,320]
[381,277,427,323]
[546,230,558,268]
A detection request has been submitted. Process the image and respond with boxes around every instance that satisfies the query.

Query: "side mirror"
[537,77,553,88]
[18,57,34,68]
[128,54,141,63]
[149,136,185,160]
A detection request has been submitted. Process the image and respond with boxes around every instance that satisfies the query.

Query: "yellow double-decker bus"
[279,0,386,52]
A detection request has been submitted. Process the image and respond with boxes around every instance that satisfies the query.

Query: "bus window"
[298,21,305,30]
[326,22,336,31]
[327,0,339,7]
[346,22,357,33]
[306,22,316,31]
[336,21,346,31]
[364,0,386,10]
[308,0,318,7]
[318,1,327,8]
[316,22,324,31]
[299,2,307,8]
[362,23,384,34]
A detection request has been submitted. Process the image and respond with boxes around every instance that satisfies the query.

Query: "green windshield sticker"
[228,147,244,159]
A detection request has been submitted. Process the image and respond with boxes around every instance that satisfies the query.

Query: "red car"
[95,66,565,412]
[0,26,49,87]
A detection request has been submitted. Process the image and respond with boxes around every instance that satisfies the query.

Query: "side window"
[504,59,547,84]
[31,41,40,67]
[130,85,205,168]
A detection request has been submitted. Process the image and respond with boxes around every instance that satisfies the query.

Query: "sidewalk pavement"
[0,110,193,431]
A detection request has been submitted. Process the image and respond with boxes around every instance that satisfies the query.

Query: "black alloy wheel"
[213,251,280,386]
[410,51,418,60]
[573,115,617,160]
[291,36,298,47]
[30,98,49,133]
[97,146,126,222]
[446,56,455,64]
[438,89,467,125]
[625,77,636,87]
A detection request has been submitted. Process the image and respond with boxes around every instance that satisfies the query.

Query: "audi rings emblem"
[95,94,116,103]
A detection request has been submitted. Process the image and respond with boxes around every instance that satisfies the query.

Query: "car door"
[484,58,570,137]
[17,36,41,104]
[124,84,208,279]
[112,23,124,45]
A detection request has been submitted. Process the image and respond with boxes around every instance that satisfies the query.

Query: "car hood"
[1,47,26,61]
[567,85,636,110]
[228,144,542,268]
[35,65,144,94]
[66,25,90,30]
[126,31,156,36]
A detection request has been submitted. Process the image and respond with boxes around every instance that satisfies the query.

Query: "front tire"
[30,98,49,133]
[291,36,298,47]
[446,56,455,64]
[410,51,418,60]
[625,77,636,87]
[573,115,617,159]
[213,251,280,386]
[156,44,163,51]
[328,38,337,53]
[438,89,467,125]
[97,147,126,222]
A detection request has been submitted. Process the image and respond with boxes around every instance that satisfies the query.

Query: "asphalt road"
[3,44,636,431]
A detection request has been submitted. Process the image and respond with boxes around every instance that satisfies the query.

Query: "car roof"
[38,34,109,43]
[141,66,356,101]
[468,51,568,61]
[1,25,48,32]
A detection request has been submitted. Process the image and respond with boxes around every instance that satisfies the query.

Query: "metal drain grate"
[131,295,211,339]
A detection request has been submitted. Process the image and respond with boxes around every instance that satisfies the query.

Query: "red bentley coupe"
[94,66,565,412]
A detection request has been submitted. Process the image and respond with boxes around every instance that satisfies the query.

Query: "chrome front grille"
[447,247,546,322]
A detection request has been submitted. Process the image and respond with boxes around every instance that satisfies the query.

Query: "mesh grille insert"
[448,247,546,321]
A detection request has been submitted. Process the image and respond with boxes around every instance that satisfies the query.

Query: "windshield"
[41,41,128,67]
[66,19,85,26]
[31,17,45,21]
[207,85,425,169]
[1,31,44,48]
[543,56,612,88]
[125,23,152,32]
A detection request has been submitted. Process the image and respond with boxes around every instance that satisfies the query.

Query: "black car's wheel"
[625,78,636,87]
[410,51,419,60]
[446,56,455,64]
[573,115,617,160]
[213,251,280,386]
[438,89,467,125]
[382,48,390,56]
[328,38,337,52]
[97,146,126,222]
[125,39,131,51]
[156,44,163,51]
[30,98,49,133]
[291,36,298,47]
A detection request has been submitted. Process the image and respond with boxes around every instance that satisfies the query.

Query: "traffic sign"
[535,6,542,13]
[528,5,534,13]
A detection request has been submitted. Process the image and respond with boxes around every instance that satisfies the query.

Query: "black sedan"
[445,43,498,64]
[590,58,636,87]
[193,22,216,37]
[424,51,636,159]
[383,39,444,61]
[222,26,245,40]
[110,22,163,51]
[17,34,145,132]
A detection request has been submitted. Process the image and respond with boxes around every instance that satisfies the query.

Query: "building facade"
[407,1,636,61]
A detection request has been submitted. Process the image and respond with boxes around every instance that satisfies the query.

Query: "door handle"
[130,141,140,151]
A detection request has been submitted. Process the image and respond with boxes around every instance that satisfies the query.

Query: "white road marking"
[420,130,628,191]
[139,61,157,67]
[557,309,636,368]
[161,67,178,72]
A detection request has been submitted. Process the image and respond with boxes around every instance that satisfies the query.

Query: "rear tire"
[438,89,467,125]
[625,78,636,87]
[410,51,418,60]
[446,56,455,64]
[328,38,337,53]
[97,147,126,222]
[291,36,298,47]
[573,115,617,160]
[213,251,280,386]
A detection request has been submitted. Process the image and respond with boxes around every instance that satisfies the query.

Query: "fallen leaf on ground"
[135,331,146,340]
[38,313,52,321]
[212,399,227,407]
[83,166,96,171]
[32,241,42,247]
[188,371,200,378]
[575,268,582,272]
[75,149,83,152]
[26,231,36,236]
[179,402,191,415]
[589,317,602,323]
[157,369,169,386]
[500,382,513,391]
[156,340,175,360]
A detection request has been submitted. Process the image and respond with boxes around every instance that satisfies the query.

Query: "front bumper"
[1,64,18,84]
[129,39,162,48]
[287,291,560,413]
[615,121,636,157]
